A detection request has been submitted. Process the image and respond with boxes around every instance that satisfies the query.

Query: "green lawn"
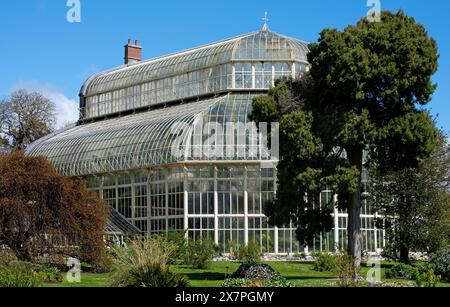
[42,273,111,288]
[41,261,450,288]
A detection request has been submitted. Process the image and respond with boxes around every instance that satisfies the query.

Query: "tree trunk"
[346,149,363,269]
[399,246,410,264]
[347,188,362,267]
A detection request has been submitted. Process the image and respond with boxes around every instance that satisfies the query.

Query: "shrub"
[0,267,39,287]
[222,278,249,287]
[293,252,306,259]
[385,263,415,279]
[0,246,17,267]
[78,250,113,274]
[128,264,188,288]
[429,248,450,282]
[413,262,433,275]
[185,240,216,269]
[37,257,69,273]
[92,252,113,273]
[312,253,337,272]
[36,267,63,283]
[262,275,295,287]
[228,241,239,260]
[334,252,361,287]
[110,236,187,287]
[413,269,441,287]
[164,230,188,264]
[236,241,262,264]
[222,276,293,288]
[232,264,280,280]
[7,261,43,273]
[380,243,397,261]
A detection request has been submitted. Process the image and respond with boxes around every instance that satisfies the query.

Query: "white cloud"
[10,81,79,129]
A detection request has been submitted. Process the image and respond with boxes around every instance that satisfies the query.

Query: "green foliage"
[185,240,217,269]
[308,11,438,115]
[430,248,450,282]
[36,267,63,283]
[369,135,450,262]
[236,241,262,264]
[0,247,17,267]
[413,269,441,287]
[312,253,337,272]
[228,240,239,260]
[6,260,42,272]
[413,262,433,275]
[334,252,361,287]
[377,112,440,172]
[293,252,306,259]
[35,258,68,273]
[251,11,440,263]
[0,267,40,288]
[109,236,187,287]
[249,95,279,124]
[127,264,188,288]
[263,275,295,287]
[0,261,43,287]
[0,259,66,285]
[385,263,415,279]
[221,278,249,287]
[280,111,323,161]
[163,230,188,264]
[384,262,441,287]
[380,243,398,261]
[222,276,294,288]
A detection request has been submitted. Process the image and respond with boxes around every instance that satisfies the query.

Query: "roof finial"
[262,11,269,31]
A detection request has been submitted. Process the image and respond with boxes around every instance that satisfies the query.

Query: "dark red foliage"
[0,151,109,263]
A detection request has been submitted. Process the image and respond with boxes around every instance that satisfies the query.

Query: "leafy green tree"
[369,134,450,262]
[250,11,439,267]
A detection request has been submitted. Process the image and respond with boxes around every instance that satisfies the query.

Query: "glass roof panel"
[28,93,274,177]
[81,31,309,97]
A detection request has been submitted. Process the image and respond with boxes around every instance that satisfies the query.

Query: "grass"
[40,261,450,288]
[42,273,111,288]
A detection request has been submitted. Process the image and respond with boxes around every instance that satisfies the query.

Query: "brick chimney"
[124,39,142,65]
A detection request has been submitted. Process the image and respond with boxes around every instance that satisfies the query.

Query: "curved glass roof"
[80,30,309,97]
[28,93,271,177]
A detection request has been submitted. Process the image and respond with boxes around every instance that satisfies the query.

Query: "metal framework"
[28,29,384,254]
[28,93,272,177]
[79,31,309,120]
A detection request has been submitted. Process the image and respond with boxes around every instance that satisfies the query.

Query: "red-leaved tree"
[0,151,109,263]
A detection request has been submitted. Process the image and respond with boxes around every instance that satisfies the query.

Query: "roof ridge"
[82,31,259,87]
[79,30,309,96]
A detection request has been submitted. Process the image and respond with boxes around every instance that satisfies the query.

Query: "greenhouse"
[27,29,384,254]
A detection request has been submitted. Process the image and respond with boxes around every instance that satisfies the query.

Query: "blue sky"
[0,0,449,132]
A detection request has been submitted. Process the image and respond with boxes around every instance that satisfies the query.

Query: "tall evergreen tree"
[250,11,439,266]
